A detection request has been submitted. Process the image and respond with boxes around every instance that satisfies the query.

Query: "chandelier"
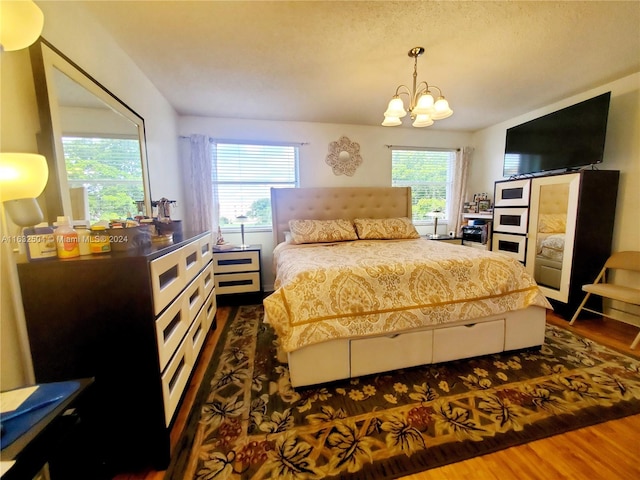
[382,47,453,127]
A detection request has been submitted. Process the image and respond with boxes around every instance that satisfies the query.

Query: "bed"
[263,187,552,387]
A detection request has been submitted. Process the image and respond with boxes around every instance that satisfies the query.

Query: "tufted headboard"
[270,187,413,245]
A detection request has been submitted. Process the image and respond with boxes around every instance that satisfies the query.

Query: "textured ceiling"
[78,1,640,131]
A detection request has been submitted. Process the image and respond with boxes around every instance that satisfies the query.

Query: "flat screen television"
[503,92,611,177]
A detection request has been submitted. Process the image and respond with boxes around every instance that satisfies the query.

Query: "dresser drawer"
[155,262,215,370]
[492,233,527,262]
[199,233,213,266]
[213,250,260,274]
[433,319,505,363]
[493,207,529,234]
[494,179,530,207]
[182,240,202,287]
[215,271,261,294]
[155,291,190,371]
[161,335,193,426]
[150,247,186,315]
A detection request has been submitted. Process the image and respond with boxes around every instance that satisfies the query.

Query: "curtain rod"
[179,135,308,146]
[385,145,461,152]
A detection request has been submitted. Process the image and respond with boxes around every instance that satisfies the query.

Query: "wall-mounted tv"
[503,92,611,177]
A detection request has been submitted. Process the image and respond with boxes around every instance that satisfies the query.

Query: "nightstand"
[212,244,262,305]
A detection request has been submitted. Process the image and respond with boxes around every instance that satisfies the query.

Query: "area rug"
[166,305,640,480]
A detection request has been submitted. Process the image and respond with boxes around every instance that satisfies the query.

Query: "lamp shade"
[381,116,402,127]
[0,0,44,52]
[0,153,49,201]
[431,97,453,120]
[412,114,434,128]
[384,97,407,118]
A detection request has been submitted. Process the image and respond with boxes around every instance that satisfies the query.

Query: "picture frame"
[478,200,491,212]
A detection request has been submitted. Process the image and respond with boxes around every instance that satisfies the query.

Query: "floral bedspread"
[263,239,551,352]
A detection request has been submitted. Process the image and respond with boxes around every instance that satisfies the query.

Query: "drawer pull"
[201,243,210,255]
[219,279,254,288]
[168,357,185,392]
[189,287,201,307]
[464,323,477,328]
[163,311,182,341]
[218,258,253,266]
[159,265,178,290]
[192,324,203,344]
[186,251,198,268]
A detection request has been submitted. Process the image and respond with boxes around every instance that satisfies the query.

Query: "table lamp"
[0,153,49,226]
[236,214,249,249]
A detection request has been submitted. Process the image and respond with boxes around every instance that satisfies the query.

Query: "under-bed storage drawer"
[351,330,433,377]
[432,319,505,363]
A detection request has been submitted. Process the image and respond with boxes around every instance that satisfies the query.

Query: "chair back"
[605,251,640,272]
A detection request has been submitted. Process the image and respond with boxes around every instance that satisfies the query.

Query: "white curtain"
[179,135,215,233]
[451,146,473,236]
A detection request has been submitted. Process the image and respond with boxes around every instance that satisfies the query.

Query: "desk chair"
[569,251,640,349]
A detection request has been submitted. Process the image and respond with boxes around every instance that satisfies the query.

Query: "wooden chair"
[570,251,640,349]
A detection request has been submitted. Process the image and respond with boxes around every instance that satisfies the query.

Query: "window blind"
[213,142,299,228]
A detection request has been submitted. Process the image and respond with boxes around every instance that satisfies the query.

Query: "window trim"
[211,140,300,232]
[390,146,456,225]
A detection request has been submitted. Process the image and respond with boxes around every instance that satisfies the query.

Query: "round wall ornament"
[325,136,363,176]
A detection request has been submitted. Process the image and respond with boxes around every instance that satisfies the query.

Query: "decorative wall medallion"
[326,136,363,176]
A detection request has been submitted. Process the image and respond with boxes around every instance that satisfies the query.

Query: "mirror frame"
[30,38,152,224]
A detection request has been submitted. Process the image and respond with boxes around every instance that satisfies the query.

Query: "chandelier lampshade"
[382,47,453,127]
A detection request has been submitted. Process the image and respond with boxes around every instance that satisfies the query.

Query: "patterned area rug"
[167,305,640,479]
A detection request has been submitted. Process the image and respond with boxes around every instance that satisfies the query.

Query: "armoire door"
[525,173,581,302]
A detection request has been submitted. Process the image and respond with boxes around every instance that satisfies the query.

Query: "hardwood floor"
[116,308,640,480]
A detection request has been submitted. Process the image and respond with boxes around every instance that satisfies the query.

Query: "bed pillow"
[354,217,420,240]
[538,213,566,233]
[288,219,358,244]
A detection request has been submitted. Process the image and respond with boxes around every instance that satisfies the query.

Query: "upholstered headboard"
[270,187,412,244]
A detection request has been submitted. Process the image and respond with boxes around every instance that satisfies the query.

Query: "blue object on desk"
[0,380,81,450]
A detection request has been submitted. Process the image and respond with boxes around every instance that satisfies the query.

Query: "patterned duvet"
[263,239,551,352]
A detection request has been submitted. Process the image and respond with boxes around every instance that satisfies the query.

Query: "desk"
[1,379,93,480]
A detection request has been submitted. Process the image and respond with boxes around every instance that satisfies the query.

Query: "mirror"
[325,135,363,176]
[526,174,579,302]
[30,38,151,224]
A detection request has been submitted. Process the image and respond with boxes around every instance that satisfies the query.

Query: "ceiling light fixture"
[382,47,453,128]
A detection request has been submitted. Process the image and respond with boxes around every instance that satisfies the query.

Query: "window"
[213,142,299,229]
[63,136,145,222]
[391,148,456,223]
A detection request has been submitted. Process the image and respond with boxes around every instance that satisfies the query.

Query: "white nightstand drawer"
[215,271,261,294]
[214,250,260,274]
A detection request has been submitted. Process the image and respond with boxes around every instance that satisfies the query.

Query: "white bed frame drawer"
[288,339,350,387]
[433,319,505,363]
[504,306,546,350]
[351,330,433,377]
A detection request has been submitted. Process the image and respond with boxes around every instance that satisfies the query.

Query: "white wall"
[178,116,473,288]
[470,73,640,254]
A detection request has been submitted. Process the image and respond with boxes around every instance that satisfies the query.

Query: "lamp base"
[3,198,44,227]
